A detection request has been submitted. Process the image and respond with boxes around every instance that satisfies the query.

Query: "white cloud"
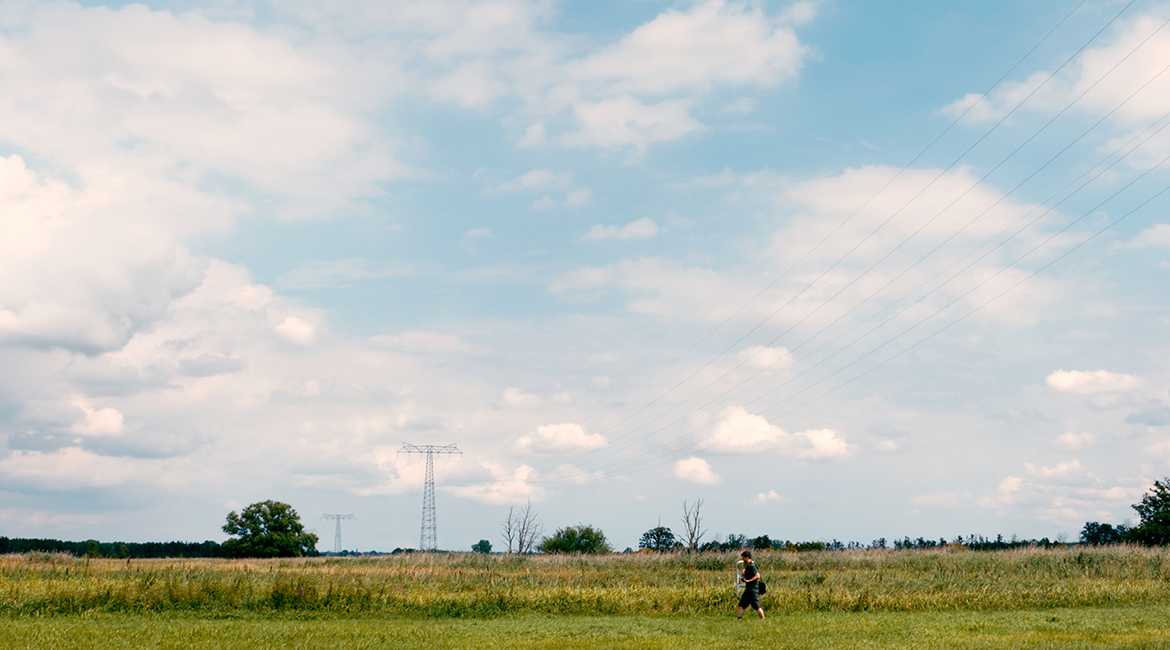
[1130,223,1170,248]
[569,0,805,96]
[735,345,792,371]
[499,169,574,192]
[558,164,1072,328]
[942,13,1170,164]
[516,423,606,453]
[674,456,721,484]
[707,406,787,453]
[0,155,209,354]
[584,218,660,241]
[498,169,590,209]
[562,96,703,149]
[448,462,547,505]
[1046,369,1144,394]
[1053,432,1095,450]
[499,387,542,408]
[751,489,789,505]
[0,448,148,491]
[876,440,899,452]
[705,407,853,459]
[1024,460,1083,479]
[274,317,318,346]
[0,2,405,214]
[68,401,126,437]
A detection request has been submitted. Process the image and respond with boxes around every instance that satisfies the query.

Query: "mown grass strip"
[2,607,1169,649]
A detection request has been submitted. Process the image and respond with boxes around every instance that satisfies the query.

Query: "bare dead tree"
[516,500,543,554]
[681,499,707,553]
[501,506,518,554]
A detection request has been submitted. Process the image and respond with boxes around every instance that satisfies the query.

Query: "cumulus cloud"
[68,402,126,437]
[561,97,703,149]
[584,218,660,241]
[1024,460,1083,479]
[735,345,793,371]
[1053,432,1095,450]
[1129,223,1170,248]
[498,387,542,409]
[0,448,149,491]
[0,2,405,215]
[556,163,1072,328]
[497,169,591,209]
[705,407,852,460]
[941,12,1170,165]
[674,456,721,484]
[751,489,789,505]
[448,462,547,505]
[515,423,606,453]
[913,464,1147,525]
[1046,369,1144,394]
[569,0,806,96]
[274,317,319,346]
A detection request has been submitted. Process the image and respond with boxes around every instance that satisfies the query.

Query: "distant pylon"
[398,443,461,551]
[321,513,356,553]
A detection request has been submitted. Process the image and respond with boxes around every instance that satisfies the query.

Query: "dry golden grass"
[1,545,1166,617]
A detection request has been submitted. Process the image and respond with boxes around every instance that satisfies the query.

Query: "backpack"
[758,578,767,595]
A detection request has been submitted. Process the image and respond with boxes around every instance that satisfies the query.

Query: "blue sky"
[1,0,1169,552]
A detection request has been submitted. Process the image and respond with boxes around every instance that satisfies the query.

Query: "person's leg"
[737,606,745,618]
[756,605,765,619]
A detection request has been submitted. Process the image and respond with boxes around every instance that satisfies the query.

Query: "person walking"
[737,550,765,620]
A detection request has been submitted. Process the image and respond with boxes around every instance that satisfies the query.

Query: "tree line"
[8,478,1169,559]
[0,537,224,558]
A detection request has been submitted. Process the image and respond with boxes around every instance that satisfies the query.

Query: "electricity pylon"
[321,513,355,554]
[398,443,461,551]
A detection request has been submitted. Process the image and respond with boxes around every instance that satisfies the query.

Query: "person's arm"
[743,564,759,583]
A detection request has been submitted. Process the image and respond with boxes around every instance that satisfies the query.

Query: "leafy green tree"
[472,539,492,554]
[1124,477,1170,546]
[750,535,774,550]
[539,525,612,554]
[1079,521,1126,545]
[222,500,319,558]
[638,525,678,552]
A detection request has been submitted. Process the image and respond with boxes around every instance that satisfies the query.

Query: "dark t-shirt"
[742,561,759,593]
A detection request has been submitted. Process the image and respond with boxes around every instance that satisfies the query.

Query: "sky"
[1,0,1169,553]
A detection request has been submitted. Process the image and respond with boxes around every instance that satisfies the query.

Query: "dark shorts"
[738,588,760,610]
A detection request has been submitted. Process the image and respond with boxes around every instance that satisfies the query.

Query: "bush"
[539,525,612,554]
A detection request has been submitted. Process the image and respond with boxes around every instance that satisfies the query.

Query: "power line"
[517,0,1102,473]
[553,41,1170,479]
[521,0,1142,478]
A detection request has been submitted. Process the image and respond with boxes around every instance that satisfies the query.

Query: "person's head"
[740,550,751,561]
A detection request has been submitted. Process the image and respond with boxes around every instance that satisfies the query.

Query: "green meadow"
[1,546,1168,648]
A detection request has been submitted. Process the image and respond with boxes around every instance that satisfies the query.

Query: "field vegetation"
[2,545,1167,618]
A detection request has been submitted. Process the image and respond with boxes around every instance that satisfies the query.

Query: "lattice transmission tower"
[399,443,461,551]
[321,513,356,553]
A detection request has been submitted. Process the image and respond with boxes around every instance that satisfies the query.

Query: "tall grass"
[1,546,1167,617]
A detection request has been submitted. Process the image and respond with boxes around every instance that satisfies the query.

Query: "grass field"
[3,607,1170,649]
[2,547,1168,648]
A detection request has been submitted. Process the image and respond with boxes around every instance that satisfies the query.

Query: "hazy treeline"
[0,537,224,559]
